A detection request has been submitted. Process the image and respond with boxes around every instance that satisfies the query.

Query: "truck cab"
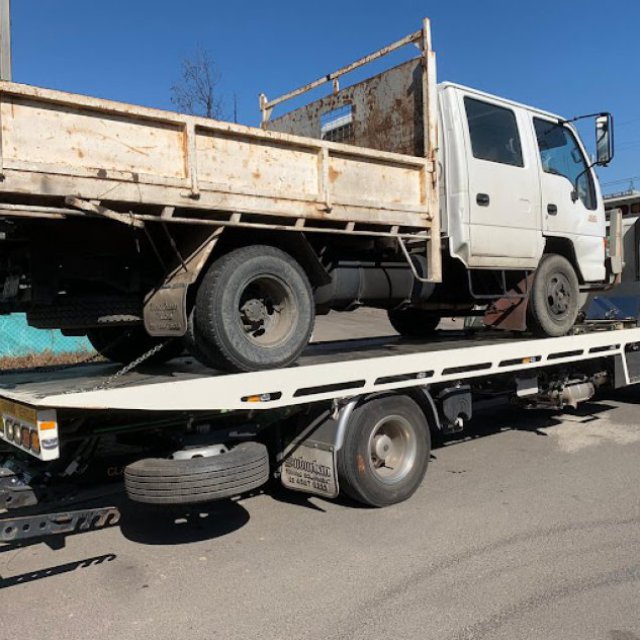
[439,83,606,283]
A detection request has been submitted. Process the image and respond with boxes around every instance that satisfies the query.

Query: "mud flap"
[144,228,223,336]
[281,443,338,499]
[483,273,534,332]
[279,409,340,499]
[144,282,190,337]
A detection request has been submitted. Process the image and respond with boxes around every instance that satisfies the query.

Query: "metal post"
[0,0,11,81]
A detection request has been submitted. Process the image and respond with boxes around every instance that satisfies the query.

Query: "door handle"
[476,193,490,206]
[547,204,558,215]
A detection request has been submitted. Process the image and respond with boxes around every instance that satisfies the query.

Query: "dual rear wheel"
[91,245,315,372]
[191,245,315,372]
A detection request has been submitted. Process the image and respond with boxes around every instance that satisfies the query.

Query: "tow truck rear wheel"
[337,395,431,507]
[194,245,315,372]
[527,253,580,337]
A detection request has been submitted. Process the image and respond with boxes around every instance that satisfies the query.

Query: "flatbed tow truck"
[1,321,640,545]
[0,16,631,546]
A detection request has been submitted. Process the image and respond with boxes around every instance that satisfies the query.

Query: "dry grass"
[0,349,97,372]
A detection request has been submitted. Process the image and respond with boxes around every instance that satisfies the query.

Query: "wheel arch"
[543,237,585,284]
[344,388,442,441]
[208,228,331,288]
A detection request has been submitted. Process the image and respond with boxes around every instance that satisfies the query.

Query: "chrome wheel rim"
[367,414,418,484]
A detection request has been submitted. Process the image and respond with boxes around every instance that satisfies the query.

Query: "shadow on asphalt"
[438,399,618,446]
[118,498,251,545]
[0,554,116,589]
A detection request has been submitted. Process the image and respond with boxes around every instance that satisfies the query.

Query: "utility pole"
[0,0,11,81]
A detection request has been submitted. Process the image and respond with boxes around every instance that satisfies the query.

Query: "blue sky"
[9,0,640,194]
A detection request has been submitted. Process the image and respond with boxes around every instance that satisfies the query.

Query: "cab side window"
[464,97,523,167]
[533,118,596,210]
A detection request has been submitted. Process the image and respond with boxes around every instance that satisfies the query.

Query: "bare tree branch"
[171,47,223,119]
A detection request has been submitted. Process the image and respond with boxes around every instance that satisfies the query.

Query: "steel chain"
[63,340,171,394]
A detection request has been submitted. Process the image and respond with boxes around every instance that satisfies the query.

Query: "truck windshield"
[533,118,596,210]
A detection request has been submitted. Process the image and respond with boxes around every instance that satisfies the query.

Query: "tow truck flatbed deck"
[0,328,638,412]
[2,326,639,543]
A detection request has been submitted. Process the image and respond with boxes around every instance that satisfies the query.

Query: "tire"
[194,245,315,372]
[527,253,580,337]
[87,326,184,365]
[337,395,431,507]
[124,442,270,505]
[183,309,212,365]
[387,309,440,337]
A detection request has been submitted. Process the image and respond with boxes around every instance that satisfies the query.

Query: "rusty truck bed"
[0,20,441,284]
[0,24,437,256]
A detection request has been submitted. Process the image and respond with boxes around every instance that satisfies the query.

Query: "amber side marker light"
[30,431,40,454]
[241,392,282,403]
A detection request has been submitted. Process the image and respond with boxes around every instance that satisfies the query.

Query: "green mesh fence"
[0,314,93,370]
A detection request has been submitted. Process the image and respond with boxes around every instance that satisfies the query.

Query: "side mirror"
[595,113,614,166]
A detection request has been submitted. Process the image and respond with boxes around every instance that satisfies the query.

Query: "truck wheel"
[337,395,431,507]
[527,254,580,337]
[87,326,183,365]
[124,442,270,505]
[194,245,314,372]
[183,309,211,365]
[387,309,440,337]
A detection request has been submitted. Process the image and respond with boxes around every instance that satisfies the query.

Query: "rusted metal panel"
[260,18,441,282]
[265,59,425,158]
[260,27,423,120]
[0,80,432,232]
[1,95,188,180]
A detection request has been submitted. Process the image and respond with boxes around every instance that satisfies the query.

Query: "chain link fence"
[0,314,94,371]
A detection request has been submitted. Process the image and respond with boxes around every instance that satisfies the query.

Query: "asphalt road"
[1,311,639,640]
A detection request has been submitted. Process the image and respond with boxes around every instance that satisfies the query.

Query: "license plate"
[281,443,339,499]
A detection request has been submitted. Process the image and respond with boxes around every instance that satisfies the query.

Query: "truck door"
[532,118,606,282]
[461,94,542,267]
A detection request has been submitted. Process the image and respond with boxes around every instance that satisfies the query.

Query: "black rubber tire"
[387,309,440,337]
[194,245,315,372]
[337,395,431,507]
[124,442,270,505]
[527,253,580,337]
[87,326,184,365]
[183,309,212,365]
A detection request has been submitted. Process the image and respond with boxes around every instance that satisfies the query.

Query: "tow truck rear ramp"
[1,327,639,544]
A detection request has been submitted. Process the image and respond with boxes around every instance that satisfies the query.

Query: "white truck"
[0,19,618,372]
